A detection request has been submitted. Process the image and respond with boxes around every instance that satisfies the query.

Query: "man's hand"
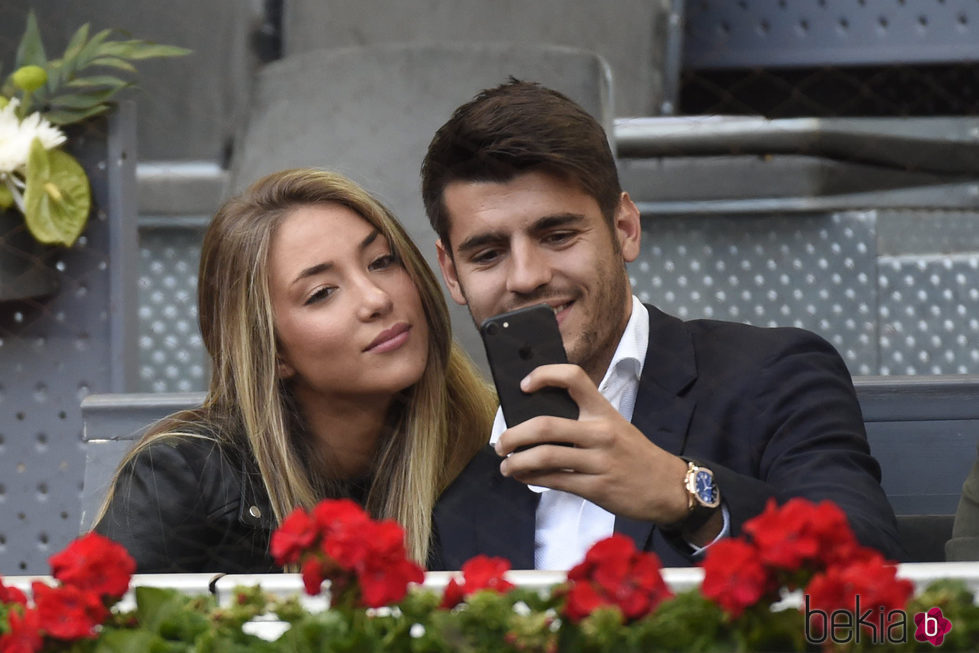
[496,363,693,526]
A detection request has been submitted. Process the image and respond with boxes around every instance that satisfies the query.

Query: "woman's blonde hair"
[99,169,495,562]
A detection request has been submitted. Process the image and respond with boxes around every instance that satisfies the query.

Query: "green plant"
[2,499,977,652]
[0,11,188,246]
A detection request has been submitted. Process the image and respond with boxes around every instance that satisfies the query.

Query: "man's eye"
[470,249,501,265]
[368,253,398,271]
[543,231,574,245]
[304,286,335,305]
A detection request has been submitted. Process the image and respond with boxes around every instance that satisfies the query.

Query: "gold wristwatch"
[666,459,721,533]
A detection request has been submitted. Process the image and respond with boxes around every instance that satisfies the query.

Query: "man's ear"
[615,192,642,263]
[436,239,468,306]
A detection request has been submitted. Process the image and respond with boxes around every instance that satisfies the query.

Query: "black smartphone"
[479,304,579,429]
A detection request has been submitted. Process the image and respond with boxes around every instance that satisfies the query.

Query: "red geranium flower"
[743,498,859,572]
[440,555,515,609]
[563,535,672,622]
[353,520,424,608]
[700,538,773,617]
[270,499,424,608]
[0,607,43,653]
[0,579,28,607]
[358,555,425,608]
[300,556,330,596]
[312,499,371,537]
[805,552,913,617]
[49,532,135,601]
[270,507,318,566]
[564,581,605,622]
[31,582,106,641]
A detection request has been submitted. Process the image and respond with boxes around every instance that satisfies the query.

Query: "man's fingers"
[499,440,606,476]
[520,364,608,413]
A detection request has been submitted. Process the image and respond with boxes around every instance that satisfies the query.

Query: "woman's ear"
[276,355,296,380]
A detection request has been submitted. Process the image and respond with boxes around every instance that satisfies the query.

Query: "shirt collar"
[597,295,648,392]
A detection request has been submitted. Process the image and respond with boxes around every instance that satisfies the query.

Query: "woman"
[93,169,495,572]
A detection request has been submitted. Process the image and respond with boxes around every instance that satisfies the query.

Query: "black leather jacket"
[94,436,279,573]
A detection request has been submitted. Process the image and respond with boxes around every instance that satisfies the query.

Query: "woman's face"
[268,203,430,404]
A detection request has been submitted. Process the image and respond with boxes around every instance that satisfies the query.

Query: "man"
[424,80,902,569]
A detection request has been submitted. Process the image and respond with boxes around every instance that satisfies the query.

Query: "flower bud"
[12,65,47,93]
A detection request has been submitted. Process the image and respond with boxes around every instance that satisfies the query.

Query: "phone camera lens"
[485,323,499,336]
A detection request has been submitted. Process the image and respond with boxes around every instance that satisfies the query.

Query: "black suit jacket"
[430,304,903,570]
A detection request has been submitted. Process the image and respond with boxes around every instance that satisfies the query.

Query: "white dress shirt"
[489,295,728,569]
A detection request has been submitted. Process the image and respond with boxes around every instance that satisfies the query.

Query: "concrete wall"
[282,0,675,117]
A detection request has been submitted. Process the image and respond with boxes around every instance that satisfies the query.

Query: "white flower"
[0,98,66,174]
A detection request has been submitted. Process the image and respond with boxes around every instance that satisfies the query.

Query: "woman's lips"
[365,322,411,353]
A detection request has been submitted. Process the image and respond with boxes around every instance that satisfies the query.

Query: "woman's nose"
[357,279,394,320]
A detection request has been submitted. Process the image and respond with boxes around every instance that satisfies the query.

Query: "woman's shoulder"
[127,433,232,473]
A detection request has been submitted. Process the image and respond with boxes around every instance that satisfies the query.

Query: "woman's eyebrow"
[292,229,381,286]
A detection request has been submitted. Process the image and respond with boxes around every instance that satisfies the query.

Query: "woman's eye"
[369,253,398,271]
[304,286,335,306]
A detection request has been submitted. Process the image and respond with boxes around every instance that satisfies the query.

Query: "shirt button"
[248,506,262,519]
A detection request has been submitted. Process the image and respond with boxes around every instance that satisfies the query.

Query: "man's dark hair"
[421,80,621,247]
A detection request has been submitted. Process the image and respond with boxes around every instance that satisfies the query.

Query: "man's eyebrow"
[292,228,381,285]
[528,213,587,234]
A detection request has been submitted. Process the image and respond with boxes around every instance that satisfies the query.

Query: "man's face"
[436,170,641,383]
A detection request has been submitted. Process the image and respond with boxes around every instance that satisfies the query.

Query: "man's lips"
[547,300,574,324]
[365,322,411,352]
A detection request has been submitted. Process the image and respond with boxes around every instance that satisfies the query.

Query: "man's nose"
[506,243,551,295]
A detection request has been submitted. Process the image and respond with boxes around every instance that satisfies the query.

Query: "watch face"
[694,470,718,505]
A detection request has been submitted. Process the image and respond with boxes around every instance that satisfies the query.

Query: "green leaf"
[49,87,120,109]
[63,23,92,62]
[23,139,91,247]
[43,104,112,126]
[133,586,213,643]
[66,75,130,90]
[15,10,46,68]
[88,56,139,73]
[92,628,167,653]
[97,40,191,60]
[74,28,113,67]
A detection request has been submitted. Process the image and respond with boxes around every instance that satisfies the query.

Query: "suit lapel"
[614,305,698,551]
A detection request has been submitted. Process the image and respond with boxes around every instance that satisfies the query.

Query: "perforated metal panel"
[879,254,979,376]
[630,210,879,375]
[685,0,979,69]
[0,110,137,574]
[137,226,208,393]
